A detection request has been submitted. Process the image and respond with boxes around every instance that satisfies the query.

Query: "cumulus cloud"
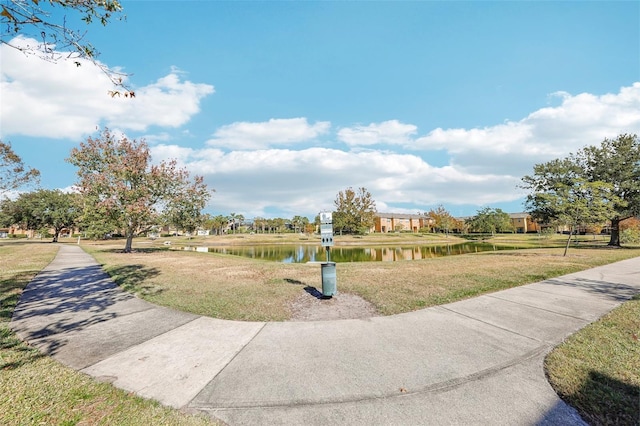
[150,83,638,217]
[206,118,331,150]
[413,83,640,174]
[0,36,214,139]
[338,120,417,146]
[152,144,521,218]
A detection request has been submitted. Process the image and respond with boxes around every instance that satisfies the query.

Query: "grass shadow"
[97,247,170,254]
[0,272,38,322]
[104,264,163,295]
[0,326,45,370]
[546,370,640,426]
[545,277,639,301]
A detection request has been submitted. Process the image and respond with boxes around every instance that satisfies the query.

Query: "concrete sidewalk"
[11,245,640,425]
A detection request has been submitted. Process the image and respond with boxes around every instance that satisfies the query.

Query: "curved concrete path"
[11,245,640,425]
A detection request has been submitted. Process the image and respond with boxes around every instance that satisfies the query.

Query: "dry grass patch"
[84,241,640,321]
[86,246,322,321]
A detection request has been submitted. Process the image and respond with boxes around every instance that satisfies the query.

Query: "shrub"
[620,228,640,244]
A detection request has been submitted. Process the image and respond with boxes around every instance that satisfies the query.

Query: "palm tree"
[229,213,237,234]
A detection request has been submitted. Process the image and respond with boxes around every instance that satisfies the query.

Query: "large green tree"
[163,176,212,236]
[0,141,40,194]
[67,128,211,252]
[427,205,456,236]
[521,158,621,255]
[467,207,514,235]
[333,187,377,235]
[1,0,131,93]
[522,134,639,247]
[577,134,640,246]
[0,189,81,242]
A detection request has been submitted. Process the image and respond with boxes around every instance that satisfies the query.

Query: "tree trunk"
[563,225,574,257]
[608,218,622,246]
[124,234,134,253]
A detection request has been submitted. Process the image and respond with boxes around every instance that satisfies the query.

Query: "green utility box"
[321,262,336,297]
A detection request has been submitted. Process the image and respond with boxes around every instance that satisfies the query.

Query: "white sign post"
[319,211,336,297]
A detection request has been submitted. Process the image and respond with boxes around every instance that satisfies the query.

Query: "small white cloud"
[108,73,214,131]
[338,120,417,146]
[206,118,330,150]
[150,144,196,167]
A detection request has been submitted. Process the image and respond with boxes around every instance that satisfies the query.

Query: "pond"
[177,242,529,263]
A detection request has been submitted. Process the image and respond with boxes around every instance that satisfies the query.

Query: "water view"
[178,242,527,263]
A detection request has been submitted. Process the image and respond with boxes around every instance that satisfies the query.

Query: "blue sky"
[2,1,639,220]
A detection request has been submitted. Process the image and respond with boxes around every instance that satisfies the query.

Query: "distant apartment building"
[373,213,434,233]
[372,212,546,234]
[508,212,543,233]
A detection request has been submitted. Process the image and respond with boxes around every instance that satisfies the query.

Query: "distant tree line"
[200,214,314,235]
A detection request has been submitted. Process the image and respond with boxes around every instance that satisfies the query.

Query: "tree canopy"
[0,189,81,241]
[427,205,456,235]
[163,175,211,236]
[578,134,640,245]
[522,158,621,255]
[333,187,377,235]
[467,207,513,235]
[0,141,40,194]
[67,128,211,252]
[291,215,309,234]
[521,134,639,247]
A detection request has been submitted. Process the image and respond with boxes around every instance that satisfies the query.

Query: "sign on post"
[320,211,333,247]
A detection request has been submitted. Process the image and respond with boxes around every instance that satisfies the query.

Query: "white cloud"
[110,74,214,131]
[338,120,417,146]
[155,144,521,218]
[206,118,330,150]
[5,37,636,221]
[0,36,214,139]
[153,83,639,218]
[410,83,640,175]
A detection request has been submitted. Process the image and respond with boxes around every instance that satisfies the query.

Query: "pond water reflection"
[178,242,527,263]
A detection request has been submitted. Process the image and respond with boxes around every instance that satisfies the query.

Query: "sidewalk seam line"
[185,321,268,408]
[79,315,203,371]
[485,294,597,321]
[436,305,543,343]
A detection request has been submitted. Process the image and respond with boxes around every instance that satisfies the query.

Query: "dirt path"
[288,287,379,321]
